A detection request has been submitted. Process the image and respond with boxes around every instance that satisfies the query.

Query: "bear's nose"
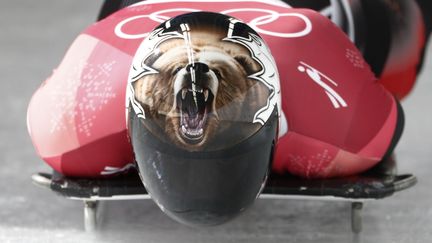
[186,62,209,74]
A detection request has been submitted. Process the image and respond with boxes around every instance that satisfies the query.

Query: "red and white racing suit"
[27,0,405,178]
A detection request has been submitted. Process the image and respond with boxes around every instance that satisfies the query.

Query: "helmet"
[126,12,280,226]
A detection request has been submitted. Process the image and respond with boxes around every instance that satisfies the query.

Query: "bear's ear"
[234,54,261,75]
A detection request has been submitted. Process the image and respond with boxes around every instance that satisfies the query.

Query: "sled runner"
[31,157,416,233]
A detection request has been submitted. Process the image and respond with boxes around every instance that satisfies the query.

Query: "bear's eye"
[213,69,223,79]
[172,66,183,75]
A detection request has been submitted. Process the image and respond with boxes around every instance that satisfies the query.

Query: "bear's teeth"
[204,89,209,102]
[187,128,203,136]
[182,125,203,137]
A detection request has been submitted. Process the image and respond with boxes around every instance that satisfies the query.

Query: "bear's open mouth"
[176,87,214,143]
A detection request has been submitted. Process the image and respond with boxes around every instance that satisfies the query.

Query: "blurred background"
[0,0,431,242]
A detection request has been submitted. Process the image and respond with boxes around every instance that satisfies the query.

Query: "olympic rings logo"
[114,8,312,39]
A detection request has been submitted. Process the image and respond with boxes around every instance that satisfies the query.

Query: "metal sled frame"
[31,157,416,234]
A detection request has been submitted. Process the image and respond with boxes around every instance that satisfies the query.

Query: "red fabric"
[27,0,399,178]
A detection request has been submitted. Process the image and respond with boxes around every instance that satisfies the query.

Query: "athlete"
[27,0,409,178]
[27,0,425,225]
